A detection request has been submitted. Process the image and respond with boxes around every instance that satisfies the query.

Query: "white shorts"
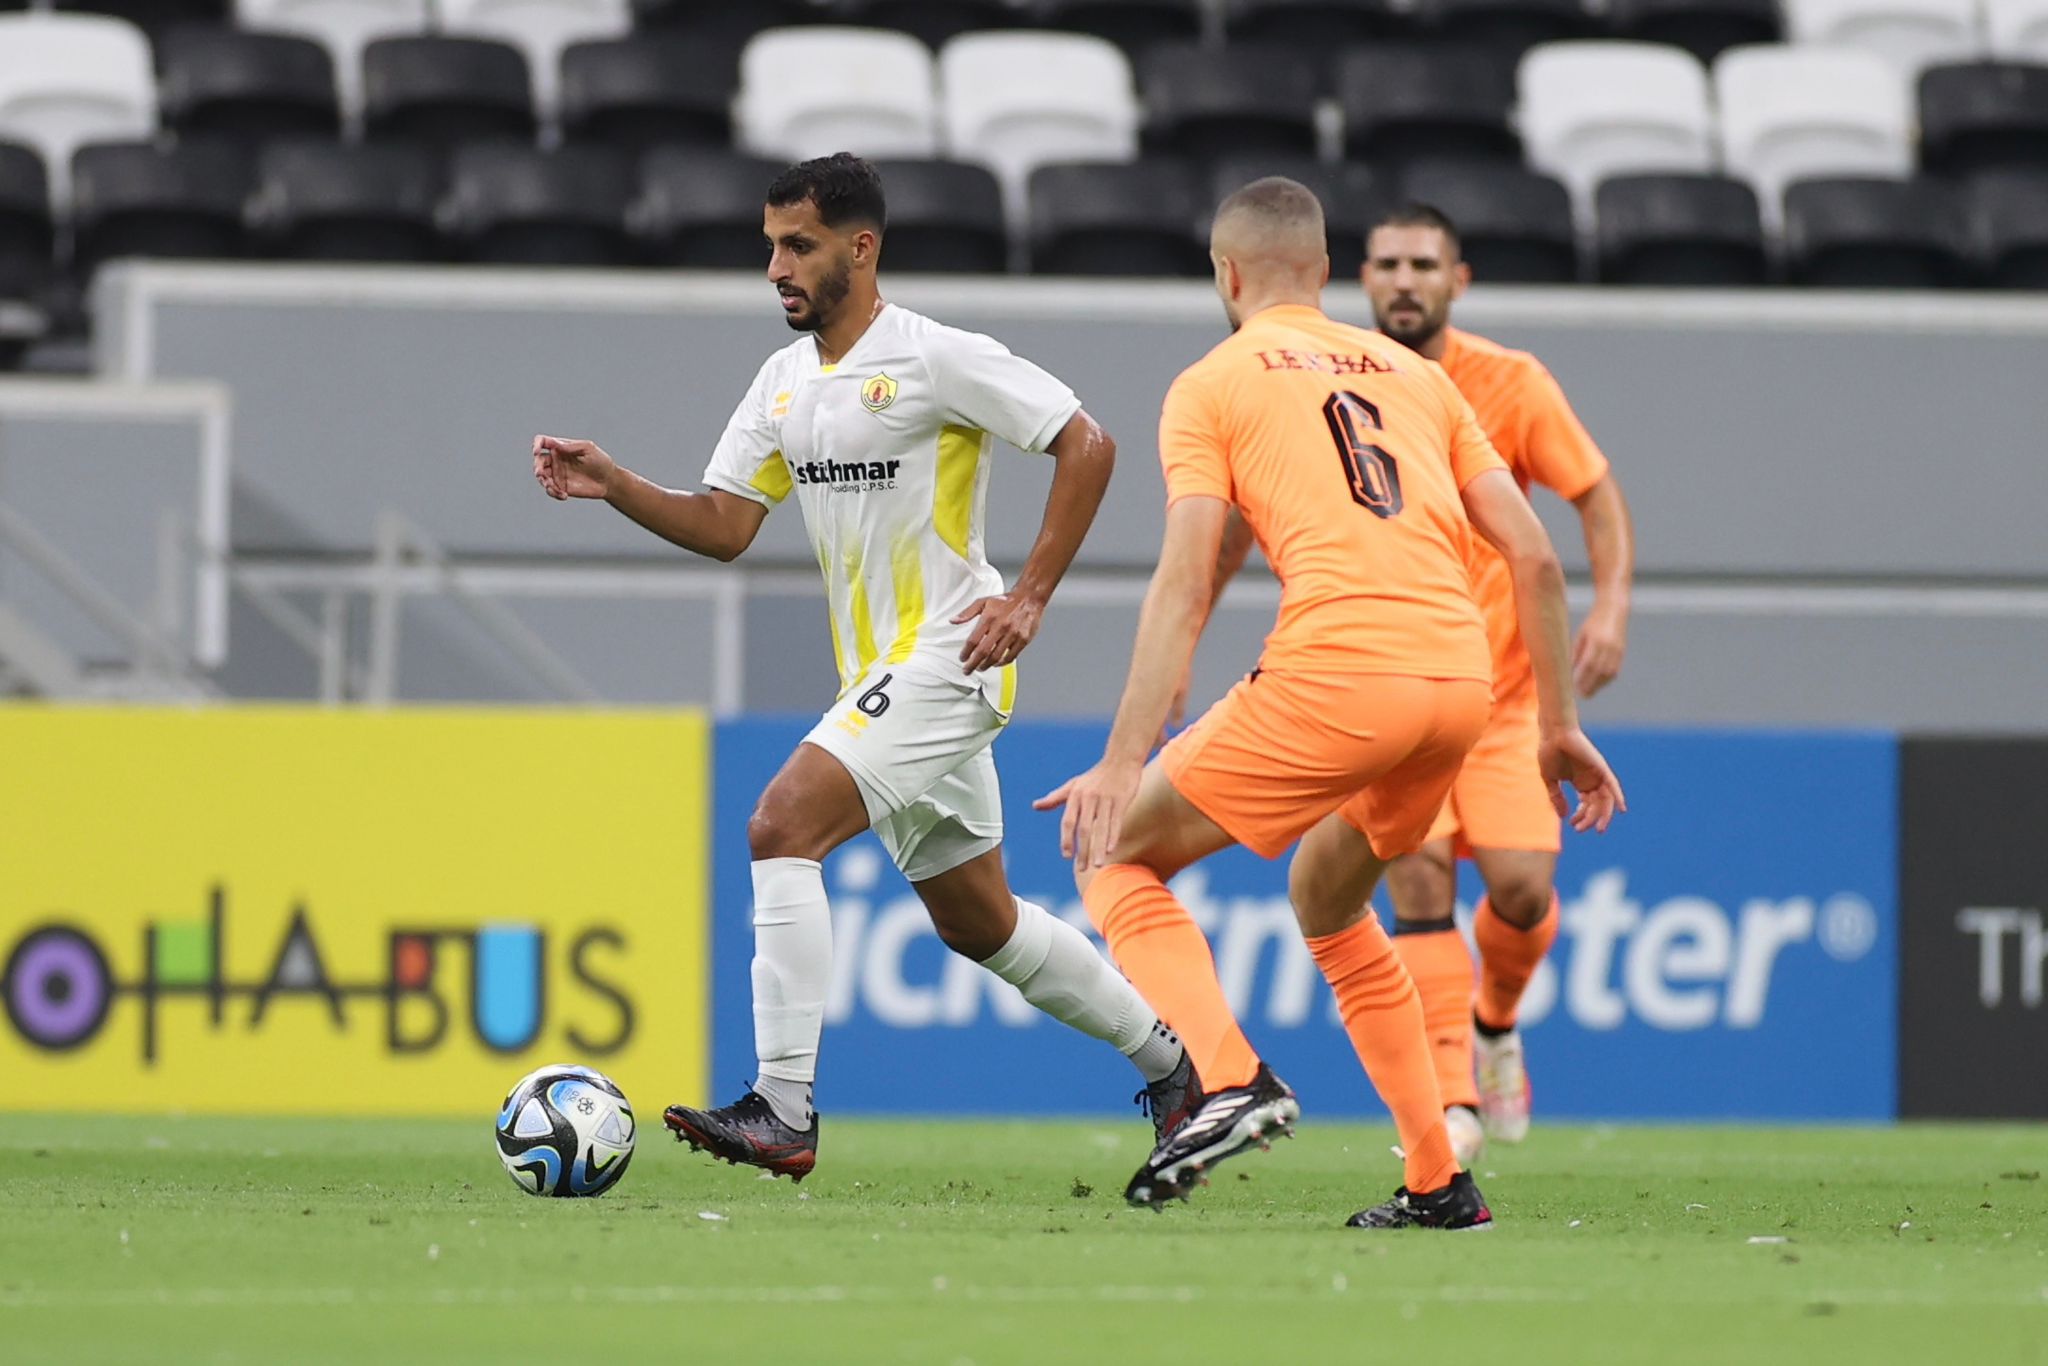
[802,656,1008,883]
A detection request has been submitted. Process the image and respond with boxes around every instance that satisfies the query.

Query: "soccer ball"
[494,1063,636,1197]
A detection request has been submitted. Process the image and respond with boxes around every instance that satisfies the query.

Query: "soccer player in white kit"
[531,154,1196,1181]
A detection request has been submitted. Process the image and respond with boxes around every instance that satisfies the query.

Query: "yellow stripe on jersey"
[934,424,983,561]
[997,662,1017,716]
[885,536,925,664]
[845,547,880,675]
[750,450,793,504]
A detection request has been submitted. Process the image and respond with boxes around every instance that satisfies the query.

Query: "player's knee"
[1486,876,1554,929]
[747,800,821,862]
[1384,852,1455,924]
[927,906,1008,962]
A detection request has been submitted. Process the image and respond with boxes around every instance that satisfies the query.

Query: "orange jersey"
[1438,327,1610,696]
[1158,304,1505,682]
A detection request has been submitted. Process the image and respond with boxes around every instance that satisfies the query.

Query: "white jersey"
[704,304,1081,711]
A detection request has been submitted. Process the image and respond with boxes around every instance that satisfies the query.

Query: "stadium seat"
[1398,160,1579,281]
[559,36,738,151]
[1785,0,1983,78]
[1211,156,1389,276]
[1594,173,1767,284]
[444,143,635,265]
[1715,45,1914,220]
[436,0,630,117]
[737,27,939,161]
[235,1,431,121]
[630,0,814,43]
[1027,159,1208,276]
[1975,170,2048,286]
[1423,0,1598,56]
[634,148,785,267]
[1029,0,1201,58]
[362,35,536,147]
[826,0,1019,48]
[1606,0,1781,64]
[70,139,254,277]
[869,159,1008,272]
[1919,62,2048,176]
[50,1,229,32]
[939,33,1138,213]
[1221,0,1408,46]
[156,26,342,145]
[0,13,155,206]
[0,141,52,314]
[1988,0,2048,62]
[1335,43,1521,166]
[1782,176,1970,286]
[252,140,445,261]
[1141,43,1321,160]
[1518,42,1716,214]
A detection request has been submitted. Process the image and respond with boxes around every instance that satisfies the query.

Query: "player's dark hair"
[766,153,887,234]
[1372,202,1462,255]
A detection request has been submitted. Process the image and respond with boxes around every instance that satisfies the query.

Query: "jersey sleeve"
[923,327,1083,454]
[1156,371,1233,505]
[1432,364,1508,490]
[1516,359,1609,500]
[701,358,792,508]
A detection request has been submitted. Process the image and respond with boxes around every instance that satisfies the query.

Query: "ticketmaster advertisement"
[0,708,712,1115]
[712,719,1898,1121]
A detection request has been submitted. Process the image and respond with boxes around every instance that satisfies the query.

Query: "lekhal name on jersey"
[792,457,904,493]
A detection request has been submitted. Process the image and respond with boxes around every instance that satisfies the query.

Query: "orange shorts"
[1411,679,1562,855]
[1162,670,1492,860]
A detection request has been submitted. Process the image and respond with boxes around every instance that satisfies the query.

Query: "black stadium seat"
[1211,157,1390,276]
[635,149,786,268]
[0,142,52,311]
[1973,171,2048,288]
[1028,160,1209,276]
[630,0,815,42]
[1608,0,1781,65]
[560,37,738,152]
[1423,0,1597,55]
[253,141,445,263]
[1030,0,1202,57]
[1221,0,1408,46]
[1142,43,1322,160]
[51,0,227,32]
[828,0,1017,47]
[156,25,341,145]
[363,36,536,148]
[870,160,1007,273]
[70,140,254,277]
[1783,177,1970,288]
[1335,44,1521,166]
[445,144,635,267]
[1919,63,2048,177]
[1595,174,1766,285]
[1398,161,1578,282]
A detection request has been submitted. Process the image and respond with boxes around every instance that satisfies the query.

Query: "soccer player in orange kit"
[1036,178,1623,1228]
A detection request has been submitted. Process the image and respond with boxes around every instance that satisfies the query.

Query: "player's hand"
[533,435,616,501]
[954,590,1045,674]
[1034,757,1142,871]
[1572,605,1628,699]
[1539,727,1626,834]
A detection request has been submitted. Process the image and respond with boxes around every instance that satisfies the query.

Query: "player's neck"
[813,290,887,367]
[1413,327,1451,362]
[1237,292,1324,325]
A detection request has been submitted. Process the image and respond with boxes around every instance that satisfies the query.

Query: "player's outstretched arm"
[1570,471,1634,698]
[955,409,1115,674]
[1462,468,1626,833]
[532,435,768,563]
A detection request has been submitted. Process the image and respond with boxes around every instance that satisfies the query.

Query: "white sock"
[749,856,830,1130]
[981,899,1185,1083]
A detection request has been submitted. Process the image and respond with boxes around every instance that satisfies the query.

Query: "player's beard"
[1375,297,1447,351]
[783,255,853,333]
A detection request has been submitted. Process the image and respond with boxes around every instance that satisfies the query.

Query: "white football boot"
[1446,1104,1486,1167]
[1475,1028,1531,1144]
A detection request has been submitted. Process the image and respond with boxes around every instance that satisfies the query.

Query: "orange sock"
[1306,914,1459,1194]
[1083,863,1262,1090]
[1473,893,1560,1032]
[1392,925,1479,1111]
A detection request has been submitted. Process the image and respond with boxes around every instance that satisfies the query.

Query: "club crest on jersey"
[860,373,899,413]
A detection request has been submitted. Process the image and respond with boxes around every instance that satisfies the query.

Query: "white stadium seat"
[1987,0,2048,61]
[736,27,939,161]
[0,13,155,208]
[1715,44,1914,224]
[1518,42,1716,219]
[938,32,1140,217]
[437,0,631,117]
[1785,0,1984,77]
[236,0,432,120]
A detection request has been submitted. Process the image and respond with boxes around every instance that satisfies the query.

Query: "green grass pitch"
[3,1114,2044,1365]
